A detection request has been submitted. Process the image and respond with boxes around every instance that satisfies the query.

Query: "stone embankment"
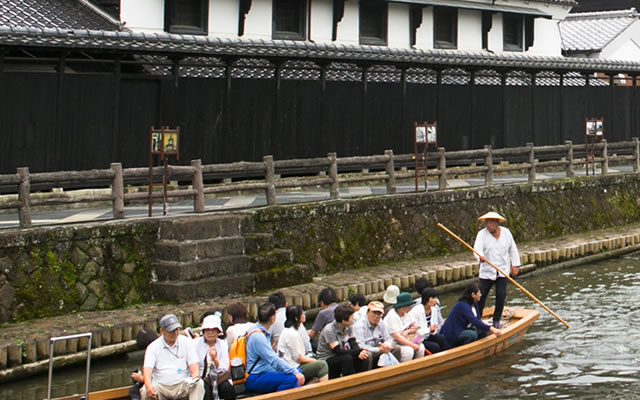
[1,224,640,382]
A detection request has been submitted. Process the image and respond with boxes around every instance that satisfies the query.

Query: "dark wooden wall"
[1,70,638,174]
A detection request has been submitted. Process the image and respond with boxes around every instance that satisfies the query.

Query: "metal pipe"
[47,332,93,400]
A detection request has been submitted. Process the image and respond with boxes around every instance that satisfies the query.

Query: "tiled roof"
[2,26,640,73]
[560,8,639,52]
[0,0,120,31]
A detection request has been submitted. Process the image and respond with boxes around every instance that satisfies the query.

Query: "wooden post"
[601,139,608,175]
[527,142,535,183]
[191,159,205,213]
[384,149,396,194]
[633,137,639,173]
[17,167,31,228]
[438,147,447,190]
[264,155,276,206]
[110,163,125,219]
[484,145,493,187]
[566,140,574,177]
[328,152,339,200]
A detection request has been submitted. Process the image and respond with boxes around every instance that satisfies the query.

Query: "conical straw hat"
[477,211,505,222]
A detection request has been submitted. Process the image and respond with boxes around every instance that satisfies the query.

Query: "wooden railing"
[2,139,639,228]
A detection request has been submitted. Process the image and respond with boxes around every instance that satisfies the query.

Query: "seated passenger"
[353,301,402,370]
[409,287,447,353]
[140,314,204,400]
[383,292,425,362]
[349,293,367,322]
[413,277,431,305]
[440,281,502,348]
[268,292,287,349]
[382,285,400,317]
[193,315,236,400]
[277,305,329,384]
[225,302,253,345]
[245,303,305,393]
[316,303,368,379]
[308,287,338,342]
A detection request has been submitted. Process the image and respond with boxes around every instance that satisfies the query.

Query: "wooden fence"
[2,139,639,228]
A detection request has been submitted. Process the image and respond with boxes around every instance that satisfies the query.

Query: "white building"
[120,0,574,56]
[560,8,640,61]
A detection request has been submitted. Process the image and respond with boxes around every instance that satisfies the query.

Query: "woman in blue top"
[440,281,502,349]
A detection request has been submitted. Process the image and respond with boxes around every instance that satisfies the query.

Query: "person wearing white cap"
[382,285,400,317]
[193,315,236,400]
[473,211,521,329]
[141,314,204,400]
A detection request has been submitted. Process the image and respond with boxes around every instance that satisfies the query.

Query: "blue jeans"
[455,329,478,346]
[245,371,300,393]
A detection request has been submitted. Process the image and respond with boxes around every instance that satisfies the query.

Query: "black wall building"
[2,28,640,175]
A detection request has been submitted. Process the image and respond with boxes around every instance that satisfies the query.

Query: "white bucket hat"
[477,211,505,222]
[383,285,400,304]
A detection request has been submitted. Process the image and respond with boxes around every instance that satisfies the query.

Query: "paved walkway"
[0,167,632,229]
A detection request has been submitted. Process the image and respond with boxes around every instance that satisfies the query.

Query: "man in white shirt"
[141,314,204,400]
[473,211,521,329]
[353,301,401,370]
[268,292,287,348]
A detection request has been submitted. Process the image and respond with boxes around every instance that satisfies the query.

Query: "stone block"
[122,325,133,342]
[0,346,6,369]
[444,267,453,283]
[452,265,462,282]
[303,293,311,309]
[7,344,21,367]
[357,283,365,295]
[243,233,275,255]
[155,237,245,262]
[66,338,78,354]
[111,327,122,344]
[24,342,37,363]
[158,215,246,241]
[36,339,49,359]
[78,336,89,351]
[427,270,437,286]
[54,340,66,356]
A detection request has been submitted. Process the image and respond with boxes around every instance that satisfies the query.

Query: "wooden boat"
[52,308,539,400]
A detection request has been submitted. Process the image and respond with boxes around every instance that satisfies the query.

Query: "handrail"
[2,138,639,228]
[48,332,93,400]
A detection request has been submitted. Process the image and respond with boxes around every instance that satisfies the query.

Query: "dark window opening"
[273,0,306,40]
[503,13,523,51]
[360,1,388,46]
[434,7,457,49]
[165,0,208,35]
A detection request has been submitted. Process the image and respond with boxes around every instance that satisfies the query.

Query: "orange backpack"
[228,329,263,385]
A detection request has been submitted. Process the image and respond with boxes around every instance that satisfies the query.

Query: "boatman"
[473,211,521,329]
[140,314,204,400]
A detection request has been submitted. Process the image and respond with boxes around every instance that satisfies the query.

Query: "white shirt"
[269,307,286,347]
[192,336,230,377]
[353,306,368,322]
[143,335,199,385]
[226,322,253,345]
[383,308,417,346]
[277,326,306,368]
[474,226,521,280]
[409,302,444,336]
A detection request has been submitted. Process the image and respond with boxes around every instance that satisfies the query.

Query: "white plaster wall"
[388,3,409,48]
[601,21,640,61]
[415,6,433,50]
[242,0,272,40]
[527,18,562,55]
[210,0,239,38]
[487,12,503,52]
[310,0,334,43]
[121,0,164,33]
[458,8,482,50]
[336,0,359,45]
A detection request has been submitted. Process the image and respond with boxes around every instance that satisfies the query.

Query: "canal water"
[3,253,640,399]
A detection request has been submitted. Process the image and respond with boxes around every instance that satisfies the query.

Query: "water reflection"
[3,255,640,399]
[355,254,640,399]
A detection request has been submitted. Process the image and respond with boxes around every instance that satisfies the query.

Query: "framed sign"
[427,124,437,144]
[416,126,427,143]
[585,118,603,138]
[150,126,180,159]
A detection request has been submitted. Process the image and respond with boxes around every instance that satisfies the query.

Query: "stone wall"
[252,174,640,273]
[0,220,157,322]
[1,173,640,323]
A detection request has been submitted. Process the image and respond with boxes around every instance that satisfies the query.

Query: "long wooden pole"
[437,223,570,329]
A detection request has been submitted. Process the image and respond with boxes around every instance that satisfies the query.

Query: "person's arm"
[462,304,492,332]
[188,362,200,379]
[217,341,230,373]
[391,331,420,352]
[353,322,379,353]
[253,332,298,375]
[473,231,487,263]
[509,231,521,277]
[410,307,430,337]
[307,329,318,341]
[143,367,157,398]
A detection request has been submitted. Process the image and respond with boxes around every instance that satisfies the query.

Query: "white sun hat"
[477,211,506,222]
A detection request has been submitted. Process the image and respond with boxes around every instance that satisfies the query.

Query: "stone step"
[153,255,252,281]
[155,237,245,262]
[158,214,254,241]
[243,233,275,255]
[151,273,255,303]
[249,249,295,273]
